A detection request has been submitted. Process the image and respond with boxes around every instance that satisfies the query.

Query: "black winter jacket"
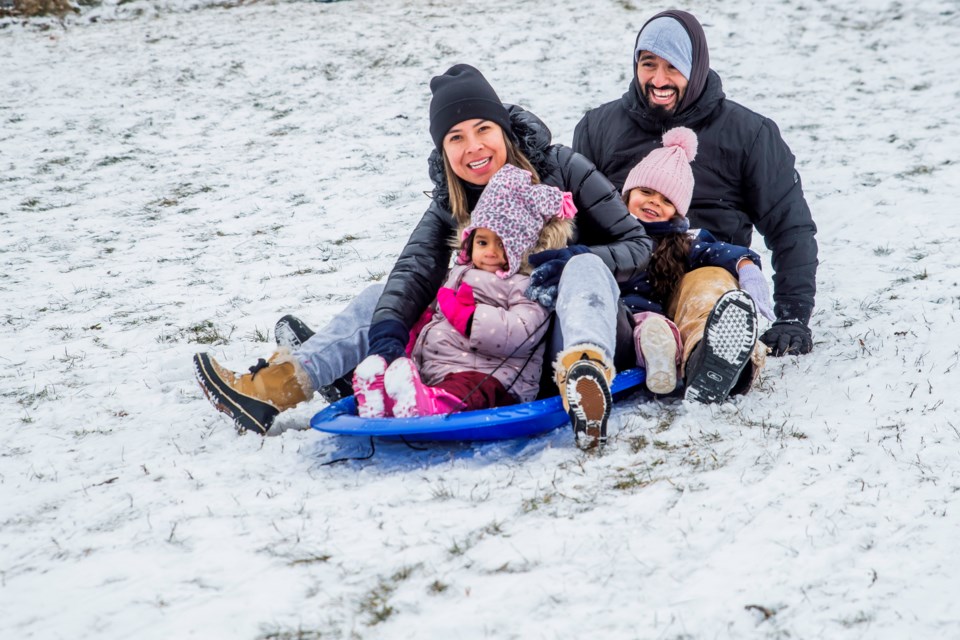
[573,71,818,325]
[372,106,652,330]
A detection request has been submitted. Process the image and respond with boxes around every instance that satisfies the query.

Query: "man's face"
[636,51,688,114]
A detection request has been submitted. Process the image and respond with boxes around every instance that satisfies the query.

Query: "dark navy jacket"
[621,226,760,315]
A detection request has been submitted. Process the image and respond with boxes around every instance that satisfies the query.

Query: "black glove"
[367,319,408,364]
[760,319,813,356]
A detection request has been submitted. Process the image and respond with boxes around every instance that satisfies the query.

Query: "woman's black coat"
[371,106,653,331]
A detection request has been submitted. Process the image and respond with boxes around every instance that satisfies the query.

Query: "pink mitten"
[436,282,476,336]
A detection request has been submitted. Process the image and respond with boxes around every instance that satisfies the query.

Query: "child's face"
[471,228,508,273]
[627,187,677,223]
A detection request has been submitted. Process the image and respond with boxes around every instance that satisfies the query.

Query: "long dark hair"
[623,191,692,303]
[648,230,693,303]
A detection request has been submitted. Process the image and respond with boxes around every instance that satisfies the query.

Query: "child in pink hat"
[354,164,576,418]
[619,127,774,399]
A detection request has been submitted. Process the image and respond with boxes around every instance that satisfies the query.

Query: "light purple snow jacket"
[411,264,550,403]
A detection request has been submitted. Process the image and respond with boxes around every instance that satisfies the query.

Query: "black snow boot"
[274,314,354,403]
[274,314,316,350]
[683,290,758,404]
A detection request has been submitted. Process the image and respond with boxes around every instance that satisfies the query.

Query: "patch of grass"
[186,320,234,345]
[626,434,649,453]
[482,520,503,536]
[332,234,361,245]
[95,155,134,167]
[287,553,332,567]
[378,191,401,205]
[447,536,472,557]
[612,470,654,491]
[903,164,934,177]
[873,244,893,257]
[246,326,270,343]
[521,490,556,513]
[17,385,57,407]
[8,0,77,17]
[430,482,456,500]
[427,580,449,594]
[255,626,324,640]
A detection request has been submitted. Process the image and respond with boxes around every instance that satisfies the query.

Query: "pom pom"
[661,126,698,162]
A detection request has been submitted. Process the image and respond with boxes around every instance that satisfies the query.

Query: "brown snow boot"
[193,350,314,435]
[554,344,614,448]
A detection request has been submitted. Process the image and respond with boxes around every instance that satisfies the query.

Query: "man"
[574,9,818,401]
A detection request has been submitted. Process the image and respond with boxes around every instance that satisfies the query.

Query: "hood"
[627,10,714,125]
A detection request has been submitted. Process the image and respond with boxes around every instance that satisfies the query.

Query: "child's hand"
[527,245,591,289]
[437,282,476,337]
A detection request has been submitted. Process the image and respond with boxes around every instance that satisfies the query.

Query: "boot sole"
[684,290,757,404]
[193,353,275,435]
[640,317,678,395]
[565,360,612,447]
[274,315,316,350]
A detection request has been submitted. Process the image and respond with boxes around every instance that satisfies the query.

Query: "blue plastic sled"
[310,368,646,442]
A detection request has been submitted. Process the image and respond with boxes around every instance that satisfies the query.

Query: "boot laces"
[248,358,270,379]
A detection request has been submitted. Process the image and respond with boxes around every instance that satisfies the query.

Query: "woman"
[193,64,652,446]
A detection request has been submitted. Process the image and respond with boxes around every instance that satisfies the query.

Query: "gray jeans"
[293,283,384,390]
[551,253,620,363]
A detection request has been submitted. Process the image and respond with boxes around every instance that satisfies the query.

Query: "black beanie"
[429,64,514,151]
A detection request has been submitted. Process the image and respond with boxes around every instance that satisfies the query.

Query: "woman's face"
[442,119,508,186]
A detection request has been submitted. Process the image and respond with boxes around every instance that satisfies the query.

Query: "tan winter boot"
[193,350,314,435]
[554,344,614,447]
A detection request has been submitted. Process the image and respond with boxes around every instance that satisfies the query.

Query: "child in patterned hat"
[354,164,576,418]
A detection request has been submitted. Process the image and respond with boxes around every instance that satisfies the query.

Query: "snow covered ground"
[2,0,960,637]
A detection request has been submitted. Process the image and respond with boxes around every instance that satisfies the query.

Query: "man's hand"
[760,320,813,356]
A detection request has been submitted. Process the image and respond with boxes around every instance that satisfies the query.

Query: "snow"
[2,0,960,638]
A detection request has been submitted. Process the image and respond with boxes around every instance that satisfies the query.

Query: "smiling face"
[626,187,678,223]
[442,119,508,186]
[470,228,508,273]
[636,51,688,114]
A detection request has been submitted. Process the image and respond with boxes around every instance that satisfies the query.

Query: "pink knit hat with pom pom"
[621,127,698,217]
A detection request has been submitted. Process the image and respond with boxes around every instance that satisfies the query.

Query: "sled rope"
[441,312,554,419]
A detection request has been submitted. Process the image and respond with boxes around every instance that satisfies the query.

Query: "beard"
[642,83,683,125]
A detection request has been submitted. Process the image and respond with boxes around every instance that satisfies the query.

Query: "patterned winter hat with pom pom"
[460,164,575,279]
[621,126,698,217]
